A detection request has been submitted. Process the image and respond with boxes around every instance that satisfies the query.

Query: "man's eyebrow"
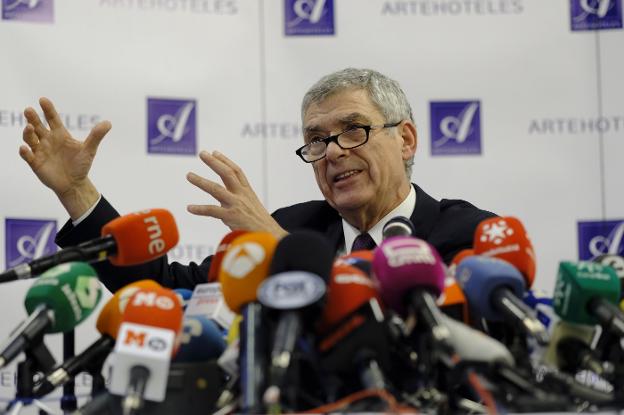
[304,113,373,134]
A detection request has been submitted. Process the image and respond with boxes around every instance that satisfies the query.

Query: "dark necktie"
[351,233,376,252]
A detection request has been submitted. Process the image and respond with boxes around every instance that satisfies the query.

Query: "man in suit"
[18,68,494,293]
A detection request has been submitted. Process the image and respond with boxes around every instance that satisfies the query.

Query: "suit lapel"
[410,184,440,241]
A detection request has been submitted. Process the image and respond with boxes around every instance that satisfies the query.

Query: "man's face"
[303,89,416,223]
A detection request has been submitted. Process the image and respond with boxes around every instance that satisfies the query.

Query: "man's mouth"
[333,170,361,183]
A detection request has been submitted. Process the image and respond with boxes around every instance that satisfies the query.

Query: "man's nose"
[325,140,348,161]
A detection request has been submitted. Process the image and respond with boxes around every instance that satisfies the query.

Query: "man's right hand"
[19,97,111,220]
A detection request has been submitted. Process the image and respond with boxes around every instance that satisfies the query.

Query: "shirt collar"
[342,185,416,255]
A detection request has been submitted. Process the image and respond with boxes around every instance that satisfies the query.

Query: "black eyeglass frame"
[295,121,402,163]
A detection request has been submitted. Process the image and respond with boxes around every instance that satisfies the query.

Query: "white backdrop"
[0,0,622,408]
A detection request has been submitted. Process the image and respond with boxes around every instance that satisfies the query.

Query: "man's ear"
[399,120,417,160]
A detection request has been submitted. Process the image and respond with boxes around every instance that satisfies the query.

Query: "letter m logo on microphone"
[147,98,197,156]
[4,218,57,269]
[578,219,624,260]
[570,0,622,31]
[429,101,482,156]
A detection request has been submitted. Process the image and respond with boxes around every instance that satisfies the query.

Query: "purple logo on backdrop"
[5,219,57,269]
[2,0,54,23]
[570,0,623,31]
[285,0,334,36]
[429,101,481,156]
[147,98,196,156]
[578,219,624,260]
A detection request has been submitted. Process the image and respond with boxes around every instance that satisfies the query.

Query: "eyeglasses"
[295,121,402,163]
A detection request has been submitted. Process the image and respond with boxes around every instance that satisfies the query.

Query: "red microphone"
[207,230,249,283]
[473,216,536,287]
[440,249,473,324]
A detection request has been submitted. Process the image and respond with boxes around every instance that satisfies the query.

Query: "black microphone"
[382,216,415,239]
[257,231,334,407]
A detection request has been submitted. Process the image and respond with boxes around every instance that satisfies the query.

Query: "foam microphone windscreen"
[122,287,184,342]
[268,231,334,281]
[318,263,381,333]
[473,216,536,287]
[372,236,445,316]
[440,249,474,323]
[101,209,179,266]
[96,280,162,339]
[218,232,278,314]
[207,230,249,283]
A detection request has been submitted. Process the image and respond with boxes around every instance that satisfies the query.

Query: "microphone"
[382,216,415,239]
[317,263,389,392]
[440,249,474,324]
[547,321,605,376]
[173,315,226,362]
[593,254,624,301]
[174,288,193,310]
[185,283,236,331]
[218,232,278,413]
[0,208,179,283]
[0,262,102,369]
[334,250,374,276]
[554,261,624,337]
[257,231,334,406]
[372,236,453,351]
[208,230,249,283]
[473,216,536,287]
[108,287,184,414]
[456,256,549,344]
[34,280,161,397]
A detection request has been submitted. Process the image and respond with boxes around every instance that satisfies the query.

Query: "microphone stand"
[61,331,77,412]
[6,340,57,415]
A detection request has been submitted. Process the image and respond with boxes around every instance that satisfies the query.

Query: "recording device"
[173,315,226,363]
[34,280,161,397]
[0,262,102,368]
[382,216,415,239]
[554,261,624,338]
[108,287,184,414]
[372,236,453,351]
[473,216,536,287]
[207,230,249,283]
[0,208,179,283]
[456,256,548,344]
[258,231,334,406]
[317,263,389,393]
[219,231,278,413]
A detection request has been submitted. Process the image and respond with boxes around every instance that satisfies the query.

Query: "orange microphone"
[34,279,162,397]
[473,216,536,287]
[122,287,184,339]
[218,232,278,314]
[208,230,249,283]
[440,249,473,324]
[318,263,382,335]
[102,208,179,266]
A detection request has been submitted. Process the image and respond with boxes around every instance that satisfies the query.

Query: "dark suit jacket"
[55,184,495,293]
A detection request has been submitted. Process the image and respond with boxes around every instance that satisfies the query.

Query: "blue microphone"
[456,256,548,344]
[173,315,226,363]
[174,288,193,311]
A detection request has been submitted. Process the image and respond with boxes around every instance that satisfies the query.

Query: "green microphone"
[0,262,102,368]
[554,261,624,337]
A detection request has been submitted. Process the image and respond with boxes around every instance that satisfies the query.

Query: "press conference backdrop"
[0,0,622,407]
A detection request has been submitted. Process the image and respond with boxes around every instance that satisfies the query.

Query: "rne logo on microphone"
[285,0,334,36]
[4,218,57,269]
[578,219,624,260]
[147,98,197,155]
[143,216,166,255]
[570,0,622,31]
[429,101,481,156]
[1,0,53,23]
[221,242,265,278]
[479,219,514,245]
